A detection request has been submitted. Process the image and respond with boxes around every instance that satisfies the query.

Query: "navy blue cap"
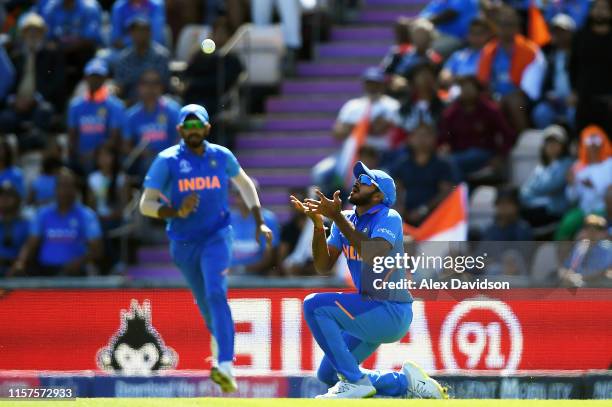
[178,104,210,125]
[353,161,396,207]
[84,59,108,76]
[362,67,385,83]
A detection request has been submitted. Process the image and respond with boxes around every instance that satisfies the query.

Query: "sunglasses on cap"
[585,135,603,146]
[357,174,379,189]
[181,119,206,130]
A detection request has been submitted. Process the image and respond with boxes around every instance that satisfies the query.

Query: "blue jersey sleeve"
[83,208,102,240]
[110,1,124,45]
[109,98,125,130]
[29,209,44,237]
[82,2,102,43]
[144,155,171,191]
[122,110,135,142]
[370,210,402,246]
[150,0,166,46]
[223,148,241,177]
[327,221,344,250]
[443,51,460,74]
[67,100,79,129]
[167,101,180,143]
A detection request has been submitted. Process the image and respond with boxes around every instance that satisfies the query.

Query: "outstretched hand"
[305,190,342,220]
[290,194,324,226]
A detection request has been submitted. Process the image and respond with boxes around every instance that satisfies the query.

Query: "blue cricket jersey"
[123,96,180,153]
[143,140,240,241]
[67,92,125,154]
[31,202,102,266]
[327,204,413,302]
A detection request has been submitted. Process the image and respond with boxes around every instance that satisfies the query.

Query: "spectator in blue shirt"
[0,46,15,103]
[42,0,102,92]
[123,69,180,177]
[0,182,29,277]
[544,0,590,29]
[68,59,124,175]
[559,214,611,287]
[483,187,534,241]
[439,17,492,90]
[12,168,103,276]
[419,0,480,56]
[230,186,280,275]
[520,125,573,228]
[0,139,25,198]
[110,0,165,49]
[390,123,457,226]
[113,15,170,104]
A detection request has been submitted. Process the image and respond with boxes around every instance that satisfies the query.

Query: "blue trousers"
[303,292,413,397]
[170,228,234,363]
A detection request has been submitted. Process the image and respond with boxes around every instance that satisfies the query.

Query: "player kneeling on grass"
[291,161,448,399]
[139,104,273,393]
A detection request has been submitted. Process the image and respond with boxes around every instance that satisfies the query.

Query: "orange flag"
[403,184,468,241]
[528,0,551,47]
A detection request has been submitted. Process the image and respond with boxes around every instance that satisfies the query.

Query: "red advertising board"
[0,288,610,372]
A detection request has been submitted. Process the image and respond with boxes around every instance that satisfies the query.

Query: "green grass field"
[2,399,612,407]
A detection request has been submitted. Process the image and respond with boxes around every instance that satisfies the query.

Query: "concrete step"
[331,27,394,42]
[239,150,330,168]
[261,116,335,131]
[246,173,312,187]
[265,96,347,113]
[297,62,372,77]
[359,9,418,24]
[366,0,427,4]
[317,43,390,58]
[282,79,362,94]
[237,134,339,149]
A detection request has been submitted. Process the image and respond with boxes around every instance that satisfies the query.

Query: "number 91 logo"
[440,299,523,373]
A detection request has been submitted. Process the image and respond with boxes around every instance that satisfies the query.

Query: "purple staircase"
[129,0,427,281]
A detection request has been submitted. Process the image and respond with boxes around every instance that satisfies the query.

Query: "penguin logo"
[96,299,178,375]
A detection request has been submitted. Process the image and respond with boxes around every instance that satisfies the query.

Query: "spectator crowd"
[0,0,610,286]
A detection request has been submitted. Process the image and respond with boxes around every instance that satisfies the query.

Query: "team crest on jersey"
[179,159,192,174]
[210,159,217,168]
[363,227,368,233]
[96,299,178,375]
[97,107,107,117]
[69,218,78,228]
[157,114,166,125]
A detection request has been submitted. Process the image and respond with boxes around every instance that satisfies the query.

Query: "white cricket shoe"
[402,360,449,399]
[210,361,237,393]
[316,376,376,399]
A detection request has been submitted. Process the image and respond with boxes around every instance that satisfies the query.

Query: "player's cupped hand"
[290,194,323,225]
[304,190,342,220]
[178,192,200,218]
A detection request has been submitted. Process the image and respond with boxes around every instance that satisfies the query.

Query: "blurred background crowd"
[0,0,610,287]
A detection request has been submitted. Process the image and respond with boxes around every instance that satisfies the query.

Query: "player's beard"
[185,133,205,149]
[348,189,377,206]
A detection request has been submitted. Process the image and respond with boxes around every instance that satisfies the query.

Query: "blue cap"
[353,161,396,207]
[84,59,108,76]
[178,104,210,125]
[362,67,385,83]
[126,14,151,29]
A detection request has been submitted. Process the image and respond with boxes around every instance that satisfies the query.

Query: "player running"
[139,104,273,393]
[291,161,448,399]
